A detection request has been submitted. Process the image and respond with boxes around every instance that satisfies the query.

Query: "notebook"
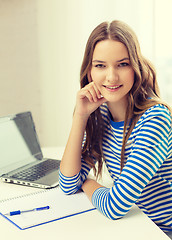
[0,187,96,230]
[0,111,60,189]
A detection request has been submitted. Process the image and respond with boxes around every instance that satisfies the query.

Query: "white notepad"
[0,187,96,230]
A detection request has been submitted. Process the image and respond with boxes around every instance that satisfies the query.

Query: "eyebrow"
[92,60,106,63]
[92,57,130,63]
[116,57,130,62]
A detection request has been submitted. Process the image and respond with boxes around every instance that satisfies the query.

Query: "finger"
[85,90,94,102]
[79,88,93,102]
[82,83,98,102]
[88,82,103,101]
[87,86,98,102]
[92,83,102,99]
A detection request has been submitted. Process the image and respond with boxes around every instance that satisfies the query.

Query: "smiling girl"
[59,20,172,236]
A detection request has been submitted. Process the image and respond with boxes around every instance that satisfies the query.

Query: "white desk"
[0,147,170,240]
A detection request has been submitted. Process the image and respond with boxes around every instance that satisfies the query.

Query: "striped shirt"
[59,103,172,232]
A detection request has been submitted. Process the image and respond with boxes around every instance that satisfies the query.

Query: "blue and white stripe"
[59,103,172,232]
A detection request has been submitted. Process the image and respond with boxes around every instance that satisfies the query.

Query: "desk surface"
[0,147,170,240]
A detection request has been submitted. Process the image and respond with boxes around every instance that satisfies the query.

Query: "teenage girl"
[59,20,172,237]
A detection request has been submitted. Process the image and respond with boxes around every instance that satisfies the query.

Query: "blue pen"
[5,206,50,216]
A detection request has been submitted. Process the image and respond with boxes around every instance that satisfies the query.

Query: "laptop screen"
[0,112,43,175]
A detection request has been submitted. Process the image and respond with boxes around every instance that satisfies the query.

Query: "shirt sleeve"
[92,112,171,219]
[59,157,92,194]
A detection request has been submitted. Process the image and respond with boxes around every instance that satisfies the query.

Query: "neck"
[107,100,127,122]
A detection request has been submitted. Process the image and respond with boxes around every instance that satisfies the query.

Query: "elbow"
[59,181,81,195]
[59,186,72,195]
[104,209,128,221]
[96,206,125,221]
[93,207,124,220]
[59,186,77,195]
[107,214,123,221]
[59,170,82,195]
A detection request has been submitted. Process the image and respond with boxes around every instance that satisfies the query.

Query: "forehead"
[92,39,129,61]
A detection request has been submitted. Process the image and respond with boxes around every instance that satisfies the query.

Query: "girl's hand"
[74,82,107,119]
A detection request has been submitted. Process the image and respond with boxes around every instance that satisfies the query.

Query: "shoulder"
[138,104,172,127]
[142,104,171,119]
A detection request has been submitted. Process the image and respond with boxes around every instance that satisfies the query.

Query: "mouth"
[103,85,122,91]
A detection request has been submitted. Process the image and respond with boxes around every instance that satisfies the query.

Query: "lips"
[103,85,122,91]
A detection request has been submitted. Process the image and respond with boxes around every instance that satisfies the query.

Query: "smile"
[103,85,122,91]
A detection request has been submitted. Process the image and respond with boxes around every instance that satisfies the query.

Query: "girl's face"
[90,39,134,106]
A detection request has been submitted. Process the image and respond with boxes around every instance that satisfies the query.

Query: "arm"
[81,179,104,201]
[59,82,106,192]
[82,111,171,219]
[59,113,88,177]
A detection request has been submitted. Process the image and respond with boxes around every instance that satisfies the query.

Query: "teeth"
[107,86,120,89]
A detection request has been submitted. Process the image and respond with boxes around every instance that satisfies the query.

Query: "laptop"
[0,111,60,189]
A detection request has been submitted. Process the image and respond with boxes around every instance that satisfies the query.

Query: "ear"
[87,71,93,83]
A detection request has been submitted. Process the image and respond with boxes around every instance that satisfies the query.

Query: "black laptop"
[0,111,60,189]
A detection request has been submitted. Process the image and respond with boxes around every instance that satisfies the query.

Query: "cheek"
[90,69,103,84]
[90,69,97,83]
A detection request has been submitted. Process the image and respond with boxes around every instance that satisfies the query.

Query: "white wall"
[1,0,167,148]
[0,0,43,141]
[36,0,155,147]
[154,0,172,104]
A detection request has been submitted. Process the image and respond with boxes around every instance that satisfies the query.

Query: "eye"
[94,64,106,68]
[118,62,129,67]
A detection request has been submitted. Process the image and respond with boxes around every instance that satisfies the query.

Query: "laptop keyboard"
[10,159,60,181]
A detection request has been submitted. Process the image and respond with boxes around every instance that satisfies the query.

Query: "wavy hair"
[80,20,168,176]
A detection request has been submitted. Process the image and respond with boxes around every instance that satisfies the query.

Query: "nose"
[106,67,119,82]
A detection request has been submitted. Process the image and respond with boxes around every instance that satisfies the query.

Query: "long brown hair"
[80,20,167,176]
